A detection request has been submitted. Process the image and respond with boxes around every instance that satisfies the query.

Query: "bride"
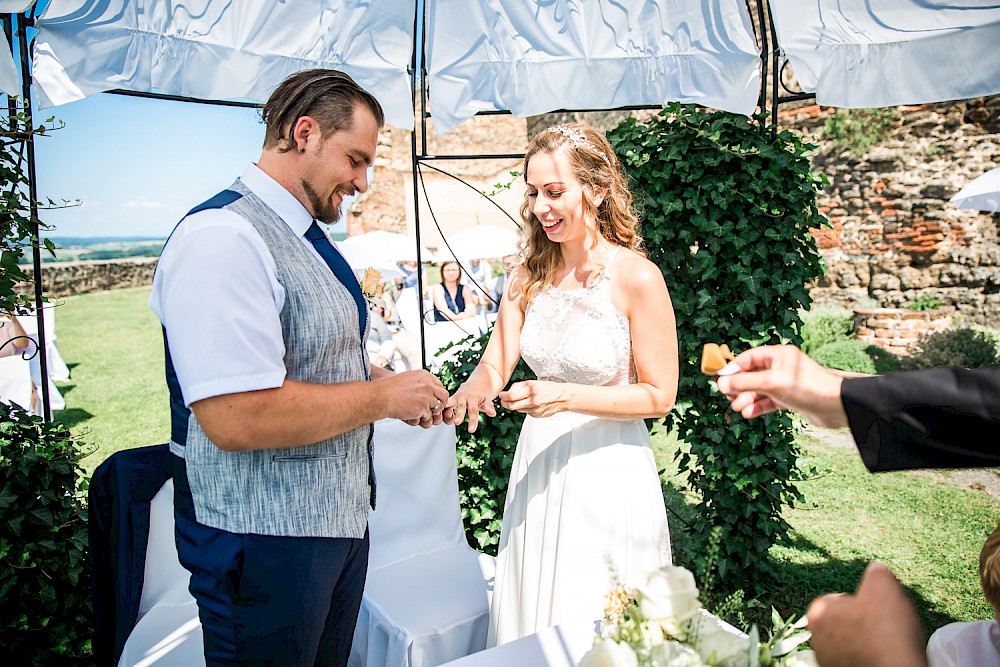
[448,122,679,646]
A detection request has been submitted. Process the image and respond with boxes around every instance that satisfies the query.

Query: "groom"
[151,69,450,665]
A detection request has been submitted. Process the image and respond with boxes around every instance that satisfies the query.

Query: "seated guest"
[367,305,397,371]
[927,523,1000,667]
[462,258,496,315]
[0,311,30,358]
[432,261,477,322]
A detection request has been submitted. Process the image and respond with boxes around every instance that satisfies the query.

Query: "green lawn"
[51,286,170,475]
[51,286,998,633]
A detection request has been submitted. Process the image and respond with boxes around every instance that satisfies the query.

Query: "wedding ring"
[432,399,442,411]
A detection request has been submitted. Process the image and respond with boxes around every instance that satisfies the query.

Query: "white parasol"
[439,225,521,263]
[950,167,1000,213]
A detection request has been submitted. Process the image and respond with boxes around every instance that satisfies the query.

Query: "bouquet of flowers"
[579,566,816,667]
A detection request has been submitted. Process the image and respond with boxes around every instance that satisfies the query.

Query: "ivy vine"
[1,108,62,314]
[608,104,829,595]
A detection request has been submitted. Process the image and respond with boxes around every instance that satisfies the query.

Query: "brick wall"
[853,307,954,355]
[781,97,1000,326]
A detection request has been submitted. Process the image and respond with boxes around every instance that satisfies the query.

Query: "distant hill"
[48,236,167,247]
[19,237,166,264]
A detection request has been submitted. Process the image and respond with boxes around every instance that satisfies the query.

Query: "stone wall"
[20,258,158,298]
[781,97,1000,326]
[348,114,527,255]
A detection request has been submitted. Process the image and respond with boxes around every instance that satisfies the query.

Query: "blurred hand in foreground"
[714,345,848,429]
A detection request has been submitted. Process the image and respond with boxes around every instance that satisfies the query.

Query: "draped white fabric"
[31,0,416,129]
[426,0,761,133]
[0,1,33,97]
[770,0,1000,109]
[0,0,34,10]
[0,30,18,97]
[17,0,1000,131]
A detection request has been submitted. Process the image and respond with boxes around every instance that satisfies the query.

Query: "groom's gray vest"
[163,180,374,539]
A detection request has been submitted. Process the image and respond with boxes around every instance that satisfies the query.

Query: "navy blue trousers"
[172,456,368,666]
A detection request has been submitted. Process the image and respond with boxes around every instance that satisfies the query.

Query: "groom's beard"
[302,180,344,225]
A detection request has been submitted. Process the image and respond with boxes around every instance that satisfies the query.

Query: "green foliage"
[0,402,92,664]
[907,292,946,312]
[901,327,1000,370]
[821,107,898,154]
[811,339,901,374]
[1,108,62,314]
[608,104,828,596]
[435,332,533,554]
[800,307,854,354]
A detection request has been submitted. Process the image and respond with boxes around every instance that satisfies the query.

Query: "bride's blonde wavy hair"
[516,122,644,303]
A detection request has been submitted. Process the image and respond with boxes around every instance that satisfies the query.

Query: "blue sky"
[33,90,362,240]
[34,93,267,239]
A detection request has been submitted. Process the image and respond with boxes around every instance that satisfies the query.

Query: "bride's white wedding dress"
[487,252,672,646]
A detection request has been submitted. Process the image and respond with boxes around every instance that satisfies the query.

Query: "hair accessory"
[546,125,612,167]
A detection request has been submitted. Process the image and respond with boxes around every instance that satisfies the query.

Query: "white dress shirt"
[150,163,333,406]
[928,620,1000,667]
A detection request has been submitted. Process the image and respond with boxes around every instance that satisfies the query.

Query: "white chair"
[117,479,203,667]
[15,308,66,414]
[119,421,494,667]
[0,354,34,411]
[349,419,496,667]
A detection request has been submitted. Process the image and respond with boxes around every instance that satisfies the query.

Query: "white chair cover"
[349,419,495,667]
[119,421,493,667]
[15,308,66,414]
[118,480,202,667]
[0,355,33,411]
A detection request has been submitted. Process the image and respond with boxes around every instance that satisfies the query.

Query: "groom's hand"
[377,370,450,428]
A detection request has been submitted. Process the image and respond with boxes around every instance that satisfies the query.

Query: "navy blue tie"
[304,221,367,338]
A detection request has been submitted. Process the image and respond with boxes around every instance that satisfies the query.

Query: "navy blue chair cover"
[88,444,172,666]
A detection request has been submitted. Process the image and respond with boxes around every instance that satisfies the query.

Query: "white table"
[438,624,596,667]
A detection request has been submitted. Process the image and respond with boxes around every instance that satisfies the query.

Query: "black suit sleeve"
[840,365,1000,472]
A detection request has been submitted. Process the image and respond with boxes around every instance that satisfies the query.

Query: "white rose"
[636,566,701,625]
[690,613,752,666]
[779,650,819,667]
[579,640,639,667]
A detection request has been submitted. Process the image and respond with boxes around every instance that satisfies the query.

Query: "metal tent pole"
[14,10,51,419]
[410,0,429,369]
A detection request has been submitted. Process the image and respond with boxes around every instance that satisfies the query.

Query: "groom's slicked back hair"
[261,68,384,152]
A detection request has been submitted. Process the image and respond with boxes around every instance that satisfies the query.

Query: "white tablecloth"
[439,624,595,667]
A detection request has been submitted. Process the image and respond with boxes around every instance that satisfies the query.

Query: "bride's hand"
[448,384,498,433]
[499,380,567,418]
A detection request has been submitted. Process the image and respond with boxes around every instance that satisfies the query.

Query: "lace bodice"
[520,267,632,387]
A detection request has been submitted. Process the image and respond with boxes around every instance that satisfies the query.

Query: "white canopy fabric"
[0,1,33,97]
[30,0,416,129]
[426,0,762,133]
[771,0,1000,109]
[0,30,19,97]
[13,1,1000,131]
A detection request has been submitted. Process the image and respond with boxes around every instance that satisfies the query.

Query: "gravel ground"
[803,424,1000,504]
